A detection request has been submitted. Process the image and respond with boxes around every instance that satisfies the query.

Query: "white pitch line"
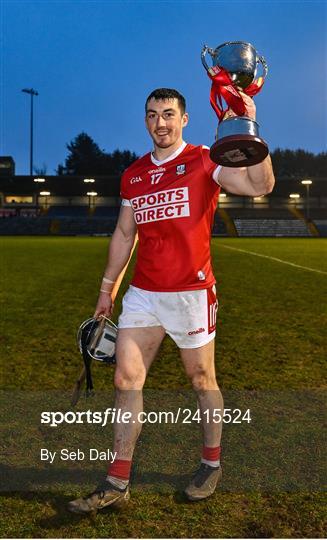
[219,244,327,275]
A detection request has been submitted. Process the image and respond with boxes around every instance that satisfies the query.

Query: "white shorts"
[118,285,218,349]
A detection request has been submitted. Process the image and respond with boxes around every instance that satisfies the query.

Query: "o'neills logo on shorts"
[188,327,205,336]
[131,187,190,224]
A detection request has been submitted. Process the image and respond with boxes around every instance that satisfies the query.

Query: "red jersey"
[120,142,221,292]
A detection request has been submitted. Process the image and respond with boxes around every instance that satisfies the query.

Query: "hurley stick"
[70,236,138,406]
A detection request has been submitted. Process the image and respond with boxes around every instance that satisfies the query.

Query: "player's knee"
[190,369,217,392]
[114,367,146,391]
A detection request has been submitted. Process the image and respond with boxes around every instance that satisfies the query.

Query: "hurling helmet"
[77,315,118,364]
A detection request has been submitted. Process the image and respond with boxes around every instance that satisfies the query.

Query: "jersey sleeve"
[201,145,222,185]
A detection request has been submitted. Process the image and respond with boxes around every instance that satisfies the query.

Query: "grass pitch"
[0,237,326,538]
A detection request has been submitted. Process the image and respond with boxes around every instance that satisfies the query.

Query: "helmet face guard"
[77,316,118,364]
[76,316,118,397]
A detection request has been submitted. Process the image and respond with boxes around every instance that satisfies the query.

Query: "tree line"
[271,148,326,178]
[56,132,326,178]
[56,133,137,176]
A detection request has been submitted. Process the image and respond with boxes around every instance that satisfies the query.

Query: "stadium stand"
[314,220,327,237]
[212,211,228,236]
[0,216,118,236]
[233,219,311,237]
[307,209,326,219]
[225,208,312,237]
[0,174,325,237]
[57,218,117,235]
[47,205,89,217]
[0,216,51,235]
[93,206,120,218]
[226,208,297,220]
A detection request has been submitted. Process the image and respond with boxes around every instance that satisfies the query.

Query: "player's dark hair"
[145,88,186,114]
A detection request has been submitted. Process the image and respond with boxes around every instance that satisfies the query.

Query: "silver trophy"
[201,41,269,167]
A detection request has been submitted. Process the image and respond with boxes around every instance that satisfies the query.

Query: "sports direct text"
[41,408,251,427]
[131,187,190,224]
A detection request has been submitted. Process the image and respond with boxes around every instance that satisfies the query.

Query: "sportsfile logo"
[131,187,190,224]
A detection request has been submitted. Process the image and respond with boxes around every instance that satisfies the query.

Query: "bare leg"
[180,339,223,447]
[67,326,165,514]
[113,326,166,460]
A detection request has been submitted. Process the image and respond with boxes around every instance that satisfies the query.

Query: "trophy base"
[210,134,269,167]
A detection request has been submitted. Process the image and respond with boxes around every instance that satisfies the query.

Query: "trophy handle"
[257,55,268,80]
[201,45,216,72]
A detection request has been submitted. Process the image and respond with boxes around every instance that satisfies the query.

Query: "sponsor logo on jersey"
[131,187,190,224]
[130,176,143,184]
[176,164,186,175]
[188,327,205,336]
[148,167,166,175]
[198,270,206,281]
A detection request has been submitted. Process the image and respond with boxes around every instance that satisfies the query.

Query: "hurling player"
[68,88,275,514]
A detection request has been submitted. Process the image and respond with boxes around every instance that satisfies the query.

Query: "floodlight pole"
[301,179,312,220]
[22,88,39,175]
[305,184,310,220]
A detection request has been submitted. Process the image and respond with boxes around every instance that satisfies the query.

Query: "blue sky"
[1,0,326,174]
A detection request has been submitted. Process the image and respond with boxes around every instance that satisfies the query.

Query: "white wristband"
[102,277,115,284]
[100,289,112,294]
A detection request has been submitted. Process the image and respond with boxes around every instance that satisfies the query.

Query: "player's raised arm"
[216,92,275,196]
[94,204,137,318]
